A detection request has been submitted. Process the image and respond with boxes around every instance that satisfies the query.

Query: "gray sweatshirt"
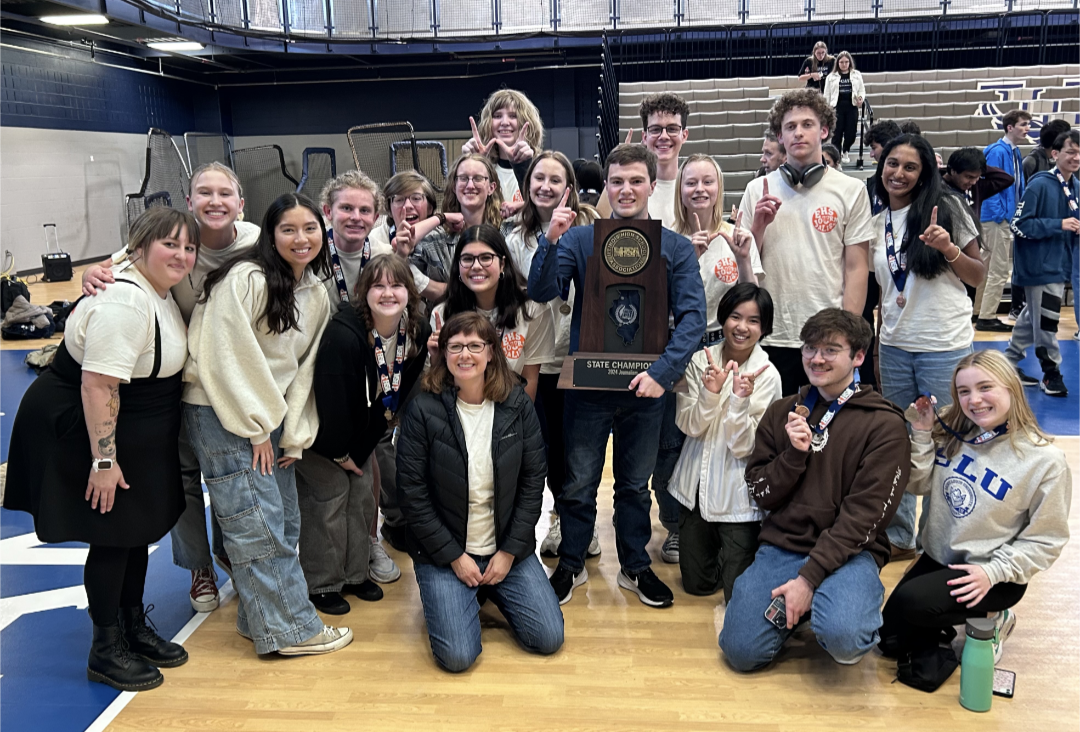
[909,429,1071,586]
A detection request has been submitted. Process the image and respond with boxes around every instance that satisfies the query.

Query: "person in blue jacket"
[976,110,1032,332]
[1005,129,1079,397]
[528,143,707,609]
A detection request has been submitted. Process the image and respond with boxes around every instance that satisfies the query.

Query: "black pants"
[879,553,1026,655]
[536,372,566,503]
[762,345,810,396]
[832,103,859,154]
[678,503,759,601]
[862,273,880,390]
[84,545,149,626]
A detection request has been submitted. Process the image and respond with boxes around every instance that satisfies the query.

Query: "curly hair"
[320,170,381,215]
[768,88,836,138]
[638,92,691,129]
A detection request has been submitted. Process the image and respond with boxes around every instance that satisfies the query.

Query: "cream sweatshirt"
[909,429,1071,586]
[182,261,331,458]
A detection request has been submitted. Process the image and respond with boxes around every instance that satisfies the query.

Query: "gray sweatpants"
[1005,283,1065,374]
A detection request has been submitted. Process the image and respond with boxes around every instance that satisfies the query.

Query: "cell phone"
[765,596,787,629]
[993,668,1016,698]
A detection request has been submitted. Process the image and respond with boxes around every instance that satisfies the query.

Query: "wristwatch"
[333,454,351,465]
[92,458,114,472]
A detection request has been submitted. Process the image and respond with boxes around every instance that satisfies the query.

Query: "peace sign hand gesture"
[690,213,710,259]
[701,348,730,394]
[545,189,575,244]
[731,363,769,399]
[462,116,497,157]
[494,121,534,164]
[919,206,953,254]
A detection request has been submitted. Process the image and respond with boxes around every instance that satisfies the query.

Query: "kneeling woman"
[396,312,563,672]
[880,350,1070,681]
[5,207,199,690]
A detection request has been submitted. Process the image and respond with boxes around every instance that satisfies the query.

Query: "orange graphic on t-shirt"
[502,331,525,360]
[513,191,524,203]
[812,206,839,233]
[714,257,739,284]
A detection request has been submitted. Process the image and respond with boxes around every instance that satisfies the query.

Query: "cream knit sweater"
[183,261,331,458]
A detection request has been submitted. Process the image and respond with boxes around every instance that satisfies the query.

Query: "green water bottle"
[960,617,996,712]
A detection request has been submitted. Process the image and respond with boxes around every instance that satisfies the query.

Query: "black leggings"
[880,553,1026,654]
[84,545,149,626]
[832,103,859,154]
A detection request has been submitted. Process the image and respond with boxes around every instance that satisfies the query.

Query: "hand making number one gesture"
[718,206,754,261]
[691,213,710,258]
[918,206,954,255]
[755,178,782,229]
[464,116,533,163]
[545,188,575,244]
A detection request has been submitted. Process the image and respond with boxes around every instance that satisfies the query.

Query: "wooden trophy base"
[558,353,687,393]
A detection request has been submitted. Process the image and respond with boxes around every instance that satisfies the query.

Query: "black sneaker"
[1041,371,1068,397]
[309,592,351,615]
[549,565,588,606]
[1016,368,1039,387]
[617,567,674,608]
[343,580,384,602]
[975,318,1013,332]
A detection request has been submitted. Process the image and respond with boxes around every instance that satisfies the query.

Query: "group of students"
[3,82,1073,693]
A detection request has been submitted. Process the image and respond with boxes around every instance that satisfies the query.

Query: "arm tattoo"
[97,430,117,458]
[106,385,120,418]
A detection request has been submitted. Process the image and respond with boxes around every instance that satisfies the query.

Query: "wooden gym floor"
[3,266,1078,732]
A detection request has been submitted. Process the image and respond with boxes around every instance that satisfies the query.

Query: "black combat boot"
[119,604,189,668]
[87,622,163,691]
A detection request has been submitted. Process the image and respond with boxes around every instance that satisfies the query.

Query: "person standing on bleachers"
[739,89,874,395]
[755,132,786,179]
[599,92,690,228]
[797,41,833,93]
[823,52,864,165]
[976,109,1032,333]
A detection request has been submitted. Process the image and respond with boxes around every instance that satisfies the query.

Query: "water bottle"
[960,617,996,712]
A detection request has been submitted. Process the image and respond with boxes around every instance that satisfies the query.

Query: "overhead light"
[147,41,204,52]
[41,14,109,26]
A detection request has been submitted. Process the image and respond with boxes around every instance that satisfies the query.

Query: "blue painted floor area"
[1,350,42,463]
[974,340,1079,436]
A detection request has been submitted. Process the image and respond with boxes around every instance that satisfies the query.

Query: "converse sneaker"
[189,566,219,612]
[1016,368,1039,387]
[587,523,601,558]
[617,567,674,608]
[1041,370,1068,397]
[992,609,1016,664]
[309,592,350,615]
[540,512,562,557]
[549,565,588,605]
[369,537,401,583]
[277,625,353,656]
[660,530,680,564]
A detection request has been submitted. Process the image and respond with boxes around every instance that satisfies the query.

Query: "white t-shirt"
[322,237,393,304]
[65,267,188,381]
[457,398,497,556]
[505,226,573,375]
[431,300,554,377]
[872,199,979,352]
[496,163,522,207]
[649,178,678,229]
[738,166,875,347]
[698,222,766,333]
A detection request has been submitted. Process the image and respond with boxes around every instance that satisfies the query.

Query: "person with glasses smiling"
[598,92,690,228]
[719,308,910,672]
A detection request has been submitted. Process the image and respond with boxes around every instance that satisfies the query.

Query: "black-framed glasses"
[645,125,684,138]
[445,342,489,354]
[459,252,501,268]
[390,193,427,207]
[800,345,846,361]
[455,174,490,186]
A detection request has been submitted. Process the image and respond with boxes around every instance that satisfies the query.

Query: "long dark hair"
[872,134,960,280]
[442,224,532,331]
[201,193,331,334]
[353,254,425,359]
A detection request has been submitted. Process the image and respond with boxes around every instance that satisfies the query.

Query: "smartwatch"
[92,458,114,472]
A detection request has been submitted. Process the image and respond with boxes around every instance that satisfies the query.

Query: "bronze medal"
[559,303,572,315]
[896,294,906,308]
[385,408,393,422]
[904,404,920,423]
[794,404,810,418]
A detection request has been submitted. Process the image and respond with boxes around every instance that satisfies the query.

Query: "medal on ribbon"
[884,208,908,308]
[907,391,1009,445]
[373,314,407,423]
[798,372,860,453]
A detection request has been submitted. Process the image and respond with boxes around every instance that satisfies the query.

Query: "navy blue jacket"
[1010,170,1078,287]
[526,223,706,391]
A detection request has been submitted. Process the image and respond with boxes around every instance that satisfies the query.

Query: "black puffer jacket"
[395,384,546,566]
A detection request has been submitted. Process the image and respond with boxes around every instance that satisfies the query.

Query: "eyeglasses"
[459,252,500,268]
[446,342,489,354]
[455,175,490,186]
[645,125,684,138]
[390,193,427,207]
[800,345,846,361]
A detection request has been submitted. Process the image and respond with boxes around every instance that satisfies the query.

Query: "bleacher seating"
[617,64,1080,210]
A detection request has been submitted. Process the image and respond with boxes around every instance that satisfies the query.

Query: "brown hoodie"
[745,385,911,588]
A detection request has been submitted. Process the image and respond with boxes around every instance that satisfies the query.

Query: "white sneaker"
[189,567,219,612]
[992,609,1016,664]
[587,523,601,557]
[369,537,401,583]
[660,530,680,564]
[540,512,561,557]
[277,625,353,656]
[842,153,851,164]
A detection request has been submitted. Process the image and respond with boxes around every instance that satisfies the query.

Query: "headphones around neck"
[778,161,827,189]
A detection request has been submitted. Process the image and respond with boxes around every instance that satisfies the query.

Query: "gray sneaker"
[587,523,601,558]
[369,537,401,583]
[277,625,353,656]
[540,512,561,557]
[660,530,680,564]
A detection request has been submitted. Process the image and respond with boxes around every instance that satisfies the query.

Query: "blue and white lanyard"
[373,316,407,421]
[801,374,859,433]
[884,208,908,294]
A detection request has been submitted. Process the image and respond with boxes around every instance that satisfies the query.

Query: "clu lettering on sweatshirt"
[933,449,1015,503]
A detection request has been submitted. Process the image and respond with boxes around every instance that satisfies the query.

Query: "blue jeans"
[413,553,564,672]
[649,391,685,533]
[558,390,665,573]
[718,544,885,671]
[170,409,225,571]
[878,343,971,550]
[184,404,323,654]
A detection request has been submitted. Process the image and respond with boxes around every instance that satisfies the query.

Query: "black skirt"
[4,341,185,547]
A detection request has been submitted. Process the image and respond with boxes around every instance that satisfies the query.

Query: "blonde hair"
[320,170,381,214]
[477,89,544,160]
[444,153,504,228]
[809,41,833,73]
[935,350,1052,459]
[673,154,727,238]
[189,162,243,197]
[830,51,856,76]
